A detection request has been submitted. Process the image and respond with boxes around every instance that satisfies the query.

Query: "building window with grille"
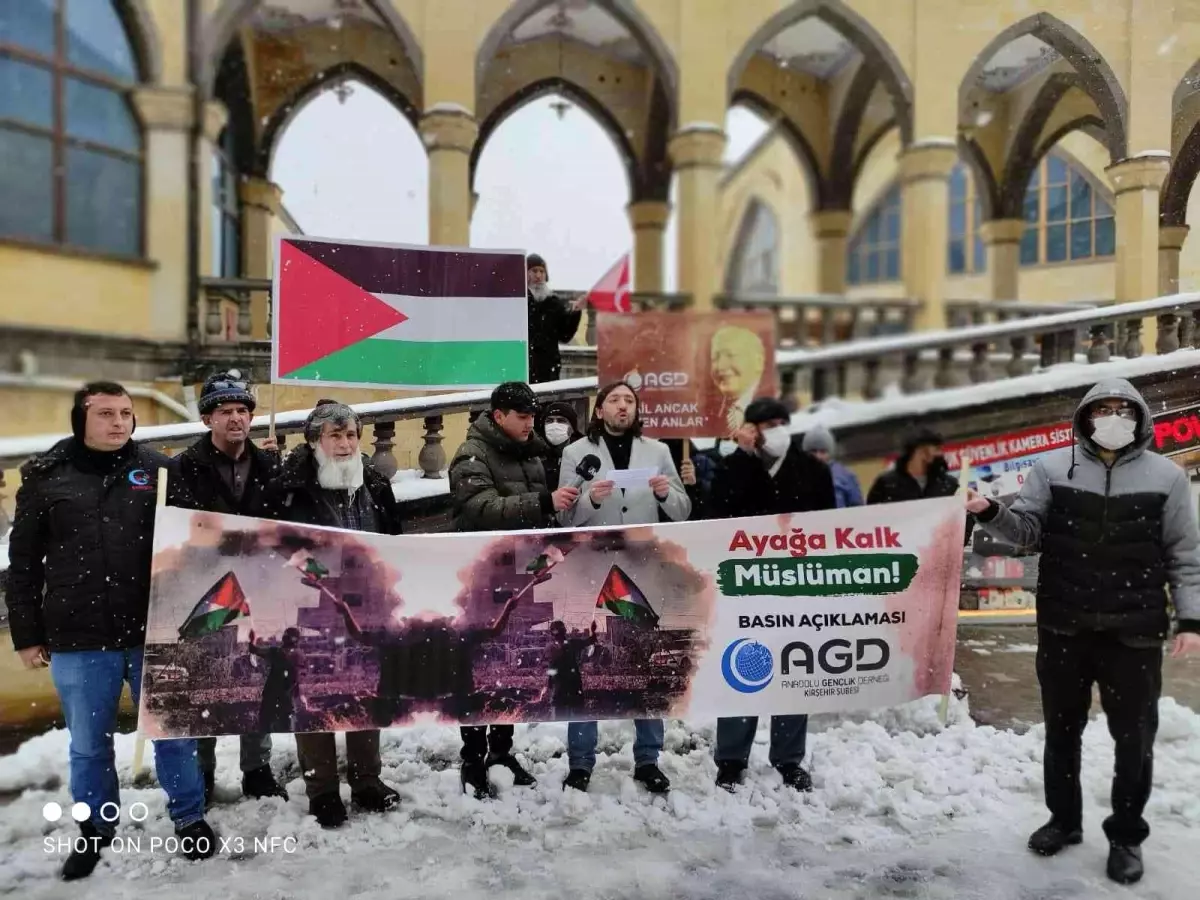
[0,0,144,256]
[948,163,986,275]
[847,185,901,286]
[1019,151,1115,266]
[212,128,241,277]
[726,200,779,294]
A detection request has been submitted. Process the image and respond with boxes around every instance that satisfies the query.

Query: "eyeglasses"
[1092,406,1136,420]
[208,379,248,392]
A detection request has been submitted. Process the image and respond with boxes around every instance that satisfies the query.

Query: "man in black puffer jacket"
[168,372,287,806]
[526,253,584,384]
[8,382,214,880]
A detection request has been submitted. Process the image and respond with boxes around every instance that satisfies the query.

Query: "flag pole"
[268,383,277,441]
[133,470,171,784]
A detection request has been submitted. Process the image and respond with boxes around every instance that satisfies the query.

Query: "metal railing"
[9,292,1200,474]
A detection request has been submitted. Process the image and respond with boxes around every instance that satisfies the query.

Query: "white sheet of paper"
[605,467,657,489]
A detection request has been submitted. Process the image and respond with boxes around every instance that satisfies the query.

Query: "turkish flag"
[583,254,631,313]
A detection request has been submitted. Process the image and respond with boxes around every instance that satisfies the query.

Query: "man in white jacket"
[556,381,691,793]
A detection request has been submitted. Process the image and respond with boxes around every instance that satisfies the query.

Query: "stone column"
[131,86,194,340]
[197,101,228,282]
[627,200,670,293]
[239,178,283,340]
[421,109,478,246]
[978,218,1025,301]
[1106,154,1170,302]
[669,125,726,310]
[1159,224,1189,295]
[809,209,853,295]
[898,142,958,331]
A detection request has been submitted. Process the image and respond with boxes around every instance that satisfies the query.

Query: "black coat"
[449,414,555,532]
[168,433,279,517]
[867,457,976,541]
[7,438,170,652]
[262,444,403,535]
[709,438,836,519]
[527,292,582,384]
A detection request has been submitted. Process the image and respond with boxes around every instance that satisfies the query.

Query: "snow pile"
[1,689,1198,897]
[391,468,450,502]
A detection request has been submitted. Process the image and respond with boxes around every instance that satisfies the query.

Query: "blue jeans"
[567,719,663,772]
[50,648,206,836]
[715,715,808,768]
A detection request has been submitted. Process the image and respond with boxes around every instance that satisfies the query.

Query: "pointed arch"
[731,89,826,210]
[728,0,912,145]
[120,0,161,83]
[827,62,892,209]
[1162,120,1200,226]
[476,0,678,130]
[470,78,641,199]
[257,63,419,174]
[199,0,424,100]
[997,73,1088,218]
[958,13,1127,161]
[724,197,781,294]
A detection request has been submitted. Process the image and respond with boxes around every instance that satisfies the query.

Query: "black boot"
[777,763,813,792]
[633,764,670,794]
[563,769,591,792]
[461,761,496,800]
[487,753,537,787]
[310,792,348,828]
[1107,844,1144,884]
[715,761,745,792]
[175,819,217,861]
[202,769,215,809]
[1027,820,1083,856]
[351,779,400,813]
[60,821,112,881]
[242,765,288,800]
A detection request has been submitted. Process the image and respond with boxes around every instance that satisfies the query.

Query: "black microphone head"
[577,454,601,480]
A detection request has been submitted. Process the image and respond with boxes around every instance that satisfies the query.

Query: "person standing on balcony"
[707,397,835,792]
[167,371,288,806]
[8,382,215,880]
[801,425,864,508]
[261,400,402,828]
[527,253,585,384]
[556,381,691,795]
[448,382,581,798]
[966,378,1200,886]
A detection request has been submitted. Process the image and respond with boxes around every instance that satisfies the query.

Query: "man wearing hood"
[801,425,863,508]
[8,382,214,879]
[526,253,585,384]
[449,382,582,797]
[708,397,835,791]
[967,378,1200,885]
[262,400,402,828]
[537,399,582,489]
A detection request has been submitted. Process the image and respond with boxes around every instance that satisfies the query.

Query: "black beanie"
[744,397,791,426]
[527,253,547,277]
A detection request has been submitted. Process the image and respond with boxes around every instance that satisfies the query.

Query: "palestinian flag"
[178,572,250,640]
[595,565,659,629]
[526,544,574,584]
[272,236,529,390]
[286,552,329,587]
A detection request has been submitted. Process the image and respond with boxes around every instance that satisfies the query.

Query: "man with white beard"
[526,253,585,384]
[263,400,403,828]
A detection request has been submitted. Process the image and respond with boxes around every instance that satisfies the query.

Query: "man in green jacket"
[448,382,581,797]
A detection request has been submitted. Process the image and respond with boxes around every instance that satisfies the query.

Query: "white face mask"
[761,426,792,459]
[315,445,365,491]
[717,440,737,457]
[544,422,571,446]
[1091,416,1137,451]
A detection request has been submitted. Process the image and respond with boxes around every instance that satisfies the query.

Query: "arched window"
[726,200,779,294]
[1019,151,1115,266]
[948,163,986,275]
[212,128,240,278]
[847,185,901,286]
[0,0,143,256]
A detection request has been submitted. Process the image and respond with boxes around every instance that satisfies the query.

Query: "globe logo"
[624,369,643,390]
[721,638,774,693]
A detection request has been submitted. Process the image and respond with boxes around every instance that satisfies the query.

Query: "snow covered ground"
[1,687,1198,899]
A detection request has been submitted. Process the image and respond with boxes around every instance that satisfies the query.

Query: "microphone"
[566,454,602,491]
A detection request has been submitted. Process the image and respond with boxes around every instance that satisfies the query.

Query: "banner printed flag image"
[178,572,250,640]
[271,235,529,390]
[596,564,660,628]
[286,551,329,587]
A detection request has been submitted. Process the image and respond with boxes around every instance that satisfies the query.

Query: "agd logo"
[720,638,773,693]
